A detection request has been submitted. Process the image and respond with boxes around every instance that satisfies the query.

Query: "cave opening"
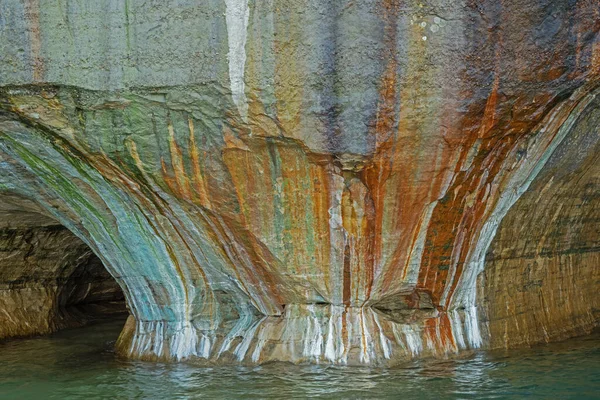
[0,193,128,341]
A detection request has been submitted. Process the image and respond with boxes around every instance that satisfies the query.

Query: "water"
[0,319,598,399]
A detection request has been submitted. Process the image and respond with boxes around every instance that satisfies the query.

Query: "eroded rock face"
[0,195,125,340]
[480,97,600,348]
[0,0,598,365]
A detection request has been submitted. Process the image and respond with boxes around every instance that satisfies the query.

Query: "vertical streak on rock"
[478,46,501,138]
[311,160,332,297]
[225,0,250,122]
[188,119,211,209]
[404,201,438,286]
[343,241,351,306]
[363,0,400,301]
[436,43,504,306]
[166,120,192,200]
[24,0,44,82]
[370,4,453,300]
[328,172,346,305]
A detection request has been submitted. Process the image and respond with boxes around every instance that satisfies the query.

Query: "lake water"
[0,318,598,399]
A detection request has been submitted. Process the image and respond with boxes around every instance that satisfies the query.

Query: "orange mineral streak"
[361,0,400,302]
[420,129,523,305]
[426,85,598,309]
[166,121,193,200]
[132,138,290,315]
[71,143,222,314]
[417,104,508,304]
[224,137,337,303]
[479,72,500,138]
[122,141,264,315]
[278,145,312,277]
[425,312,456,351]
[341,177,376,306]
[367,6,469,302]
[412,40,511,306]
[223,140,275,245]
[309,157,333,297]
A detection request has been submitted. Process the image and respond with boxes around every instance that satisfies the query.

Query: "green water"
[0,319,598,399]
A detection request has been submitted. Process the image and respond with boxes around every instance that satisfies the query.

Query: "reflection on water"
[0,318,598,399]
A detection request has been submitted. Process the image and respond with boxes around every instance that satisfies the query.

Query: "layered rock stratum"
[0,0,598,365]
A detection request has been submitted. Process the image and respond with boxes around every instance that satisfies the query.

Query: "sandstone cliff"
[0,0,598,365]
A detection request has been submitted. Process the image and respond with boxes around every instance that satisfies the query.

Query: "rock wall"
[0,0,598,365]
[480,97,600,348]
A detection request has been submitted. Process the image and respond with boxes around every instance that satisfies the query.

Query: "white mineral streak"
[324,314,337,361]
[405,201,438,285]
[373,312,392,359]
[123,304,470,364]
[225,0,250,121]
[359,308,373,363]
[391,325,404,351]
[304,305,324,359]
[402,324,422,356]
[219,313,254,355]
[324,306,346,362]
[449,86,600,348]
[235,317,264,361]
[425,331,436,352]
[170,323,199,360]
[450,309,466,349]
[251,325,268,363]
[328,173,347,303]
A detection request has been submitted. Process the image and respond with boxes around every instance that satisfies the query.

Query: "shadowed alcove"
[0,193,127,341]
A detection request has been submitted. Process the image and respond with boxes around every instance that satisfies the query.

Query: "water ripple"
[0,319,598,399]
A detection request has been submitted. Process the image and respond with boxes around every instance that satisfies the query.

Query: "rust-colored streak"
[361,185,376,303]
[413,32,510,306]
[425,312,456,351]
[343,241,351,306]
[361,0,401,301]
[310,158,333,297]
[205,213,290,312]
[161,158,179,196]
[416,82,595,309]
[418,140,508,306]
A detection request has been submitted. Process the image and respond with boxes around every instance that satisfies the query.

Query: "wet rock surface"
[0,0,598,365]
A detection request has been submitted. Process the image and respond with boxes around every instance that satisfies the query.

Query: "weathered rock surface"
[480,96,600,348]
[0,0,598,365]
[0,195,125,340]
